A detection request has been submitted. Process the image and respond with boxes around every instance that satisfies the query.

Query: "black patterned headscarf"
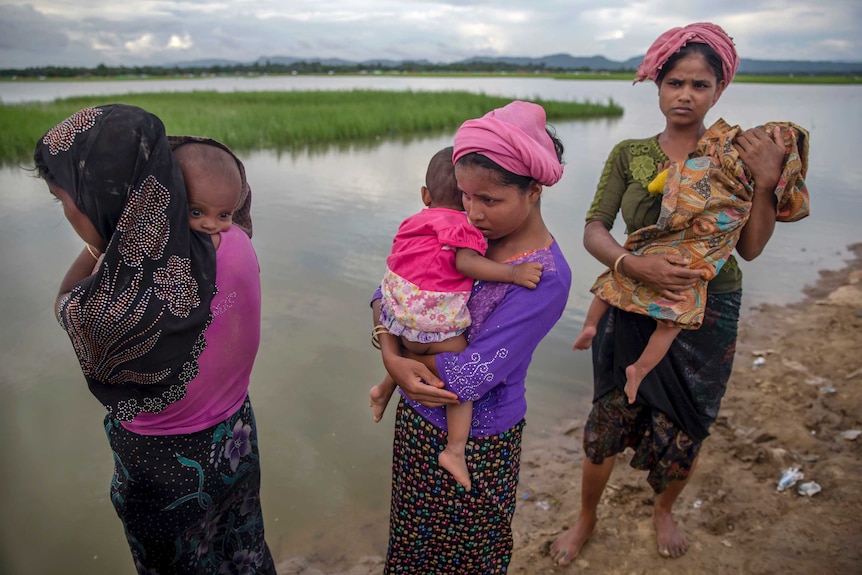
[35,104,216,421]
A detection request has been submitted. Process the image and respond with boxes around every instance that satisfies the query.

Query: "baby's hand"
[510,262,543,289]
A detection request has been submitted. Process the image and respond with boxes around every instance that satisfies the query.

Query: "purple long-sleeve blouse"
[374,240,571,437]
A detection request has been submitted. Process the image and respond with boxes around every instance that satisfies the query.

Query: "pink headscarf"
[453,100,563,186]
[634,22,739,86]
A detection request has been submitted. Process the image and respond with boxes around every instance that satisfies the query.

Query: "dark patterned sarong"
[386,398,524,574]
[585,290,741,493]
[584,388,701,493]
[105,396,275,575]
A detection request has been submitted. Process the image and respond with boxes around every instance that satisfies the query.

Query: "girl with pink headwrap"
[371,100,571,571]
[552,23,802,565]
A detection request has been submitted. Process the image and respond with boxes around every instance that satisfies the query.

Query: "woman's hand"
[622,253,704,301]
[371,297,459,408]
[584,221,702,302]
[735,126,785,193]
[382,353,460,408]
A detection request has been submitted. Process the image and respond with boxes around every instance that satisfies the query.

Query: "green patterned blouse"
[585,135,742,294]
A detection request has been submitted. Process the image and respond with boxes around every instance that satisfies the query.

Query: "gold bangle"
[613,253,628,275]
[86,244,101,260]
[371,325,390,350]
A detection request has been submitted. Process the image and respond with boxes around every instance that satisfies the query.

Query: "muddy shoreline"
[278,243,862,575]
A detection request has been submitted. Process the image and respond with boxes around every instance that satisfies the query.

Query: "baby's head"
[174,143,242,236]
[422,146,462,210]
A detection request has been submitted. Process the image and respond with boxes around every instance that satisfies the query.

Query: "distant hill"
[453,54,862,74]
[737,58,862,74]
[6,52,861,76]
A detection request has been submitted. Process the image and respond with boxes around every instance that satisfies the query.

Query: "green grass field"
[0,89,622,165]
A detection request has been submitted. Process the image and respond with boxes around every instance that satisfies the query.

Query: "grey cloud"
[1,0,860,68]
[0,5,68,51]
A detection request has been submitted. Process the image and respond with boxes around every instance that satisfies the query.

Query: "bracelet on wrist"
[371,325,390,350]
[85,244,101,260]
[613,253,628,275]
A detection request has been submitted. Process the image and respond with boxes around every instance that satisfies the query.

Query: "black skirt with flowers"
[105,396,275,575]
[385,398,524,574]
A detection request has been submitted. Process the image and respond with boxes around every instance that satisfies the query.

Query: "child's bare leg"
[438,400,473,490]
[369,374,397,423]
[573,297,609,350]
[624,324,681,403]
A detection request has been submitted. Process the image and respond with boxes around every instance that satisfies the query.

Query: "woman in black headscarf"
[35,104,275,574]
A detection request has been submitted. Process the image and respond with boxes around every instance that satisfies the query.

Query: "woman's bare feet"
[549,515,596,566]
[438,447,471,491]
[369,378,396,423]
[654,506,688,558]
[624,363,648,404]
[572,325,597,350]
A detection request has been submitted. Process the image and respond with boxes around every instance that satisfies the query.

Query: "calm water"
[1,77,860,574]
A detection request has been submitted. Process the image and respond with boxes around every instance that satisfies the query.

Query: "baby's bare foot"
[439,448,471,491]
[549,516,596,566]
[624,364,648,404]
[572,326,597,350]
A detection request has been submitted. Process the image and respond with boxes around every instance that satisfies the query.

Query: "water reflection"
[1,79,860,574]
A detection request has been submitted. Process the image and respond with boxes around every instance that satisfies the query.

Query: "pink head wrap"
[634,22,739,86]
[453,100,563,186]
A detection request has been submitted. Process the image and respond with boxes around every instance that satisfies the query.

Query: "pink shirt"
[386,207,487,293]
[123,225,261,435]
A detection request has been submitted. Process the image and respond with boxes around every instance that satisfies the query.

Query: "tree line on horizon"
[2,60,621,79]
[3,55,860,80]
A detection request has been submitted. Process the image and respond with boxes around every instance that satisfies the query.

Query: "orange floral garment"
[591,118,809,329]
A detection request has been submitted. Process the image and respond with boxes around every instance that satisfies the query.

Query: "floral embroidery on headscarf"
[42,107,103,155]
[153,255,201,317]
[116,174,171,267]
[36,104,217,422]
[61,266,170,385]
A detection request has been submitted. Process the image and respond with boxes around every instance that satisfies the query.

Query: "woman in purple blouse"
[372,100,572,572]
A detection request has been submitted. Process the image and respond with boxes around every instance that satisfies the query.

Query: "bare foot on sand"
[549,516,596,566]
[654,507,688,558]
[438,447,471,491]
[572,326,596,350]
[624,364,648,404]
[369,378,395,423]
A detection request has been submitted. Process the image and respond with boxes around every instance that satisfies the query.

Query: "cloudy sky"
[1,0,859,69]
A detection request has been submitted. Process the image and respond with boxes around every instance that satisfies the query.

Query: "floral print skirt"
[385,398,524,574]
[105,396,275,575]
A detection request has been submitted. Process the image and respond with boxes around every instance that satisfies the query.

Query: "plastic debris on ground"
[776,467,804,492]
[840,429,861,441]
[798,481,822,497]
